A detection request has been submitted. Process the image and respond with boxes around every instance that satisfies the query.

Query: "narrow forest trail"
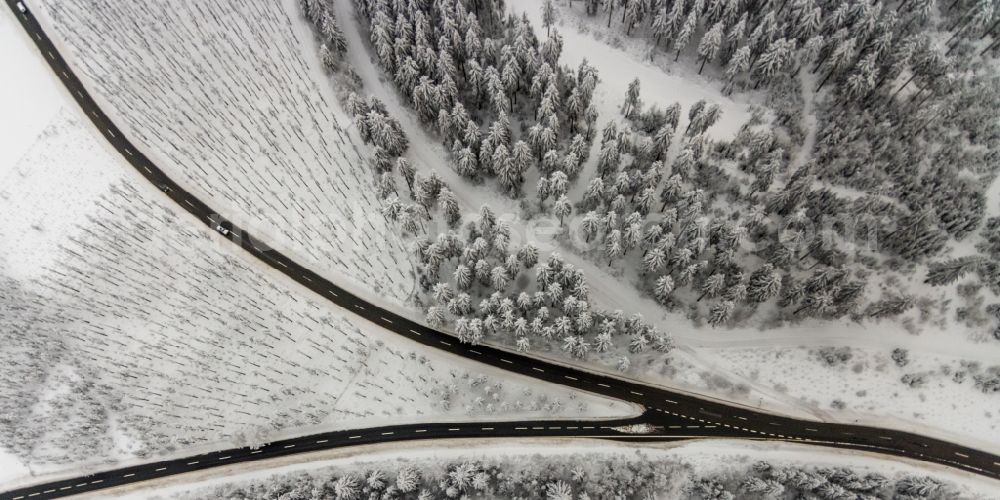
[332,0,521,221]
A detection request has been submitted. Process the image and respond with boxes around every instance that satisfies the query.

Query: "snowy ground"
[108,439,1000,499]
[0,105,633,491]
[25,0,416,315]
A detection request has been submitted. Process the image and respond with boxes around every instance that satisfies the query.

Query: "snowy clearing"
[0,109,633,490]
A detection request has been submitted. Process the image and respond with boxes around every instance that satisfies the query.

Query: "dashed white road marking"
[664,399,677,404]
[956,452,969,458]
[409,329,421,336]
[564,375,577,381]
[879,436,893,440]
[316,439,328,444]
[470,349,482,355]
[500,358,513,364]
[274,260,288,268]
[155,468,167,472]
[805,428,818,432]
[91,480,103,484]
[327,290,339,297]
[124,148,133,156]
[532,367,545,373]
[439,340,451,346]
[123,473,135,478]
[448,428,460,431]
[187,461,199,465]
[106,128,115,138]
[737,416,747,421]
[184,199,195,207]
[481,427,494,430]
[218,456,231,460]
[380,432,393,436]
[515,427,528,430]
[597,383,610,388]
[283,445,295,449]
[414,429,426,433]
[349,435,362,439]
[250,450,262,454]
[143,166,152,173]
[630,391,643,396]
[302,275,312,283]
[380,316,392,324]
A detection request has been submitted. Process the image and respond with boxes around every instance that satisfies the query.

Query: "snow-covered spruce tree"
[353,0,600,195]
[413,205,672,365]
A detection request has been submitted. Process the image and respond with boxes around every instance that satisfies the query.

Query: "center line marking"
[187,461,199,465]
[439,340,451,346]
[564,376,577,381]
[251,450,262,454]
[381,432,394,436]
[482,427,494,430]
[155,468,167,472]
[409,329,421,335]
[805,428,818,432]
[316,439,328,443]
[664,399,677,404]
[630,391,643,396]
[597,383,610,388]
[219,456,231,460]
[415,429,426,433]
[448,428,460,431]
[956,452,969,458]
[349,435,362,439]
[327,290,339,297]
[123,473,135,478]
[500,358,512,363]
[470,349,482,354]
[380,317,392,324]
[91,480,103,484]
[532,368,545,372]
[302,276,312,282]
[283,445,295,449]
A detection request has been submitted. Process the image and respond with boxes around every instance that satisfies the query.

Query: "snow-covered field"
[25,0,415,313]
[0,107,632,490]
[111,439,1000,499]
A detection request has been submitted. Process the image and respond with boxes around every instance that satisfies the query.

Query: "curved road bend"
[5,0,1000,496]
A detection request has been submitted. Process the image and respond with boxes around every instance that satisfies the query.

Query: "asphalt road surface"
[4,1,1000,498]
